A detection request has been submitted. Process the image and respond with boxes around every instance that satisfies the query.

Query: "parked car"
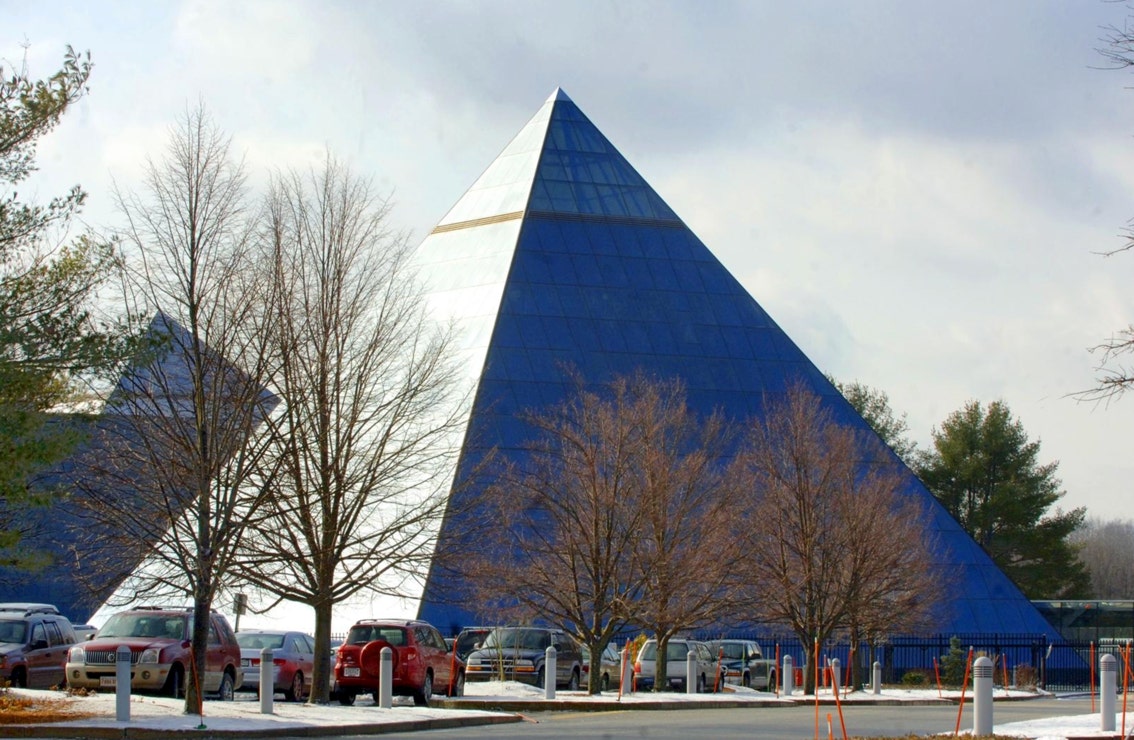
[65,606,242,699]
[633,638,722,693]
[581,643,623,691]
[706,639,777,690]
[465,627,582,689]
[0,603,77,688]
[333,619,463,706]
[236,629,315,701]
[453,626,492,662]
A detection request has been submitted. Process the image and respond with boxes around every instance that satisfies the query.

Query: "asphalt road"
[342,695,1098,740]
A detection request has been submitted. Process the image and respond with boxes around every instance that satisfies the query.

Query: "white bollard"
[545,645,557,699]
[830,658,840,695]
[973,656,993,736]
[686,649,697,694]
[115,645,131,722]
[872,661,881,695]
[259,646,274,714]
[379,646,393,708]
[783,655,793,695]
[1102,653,1117,732]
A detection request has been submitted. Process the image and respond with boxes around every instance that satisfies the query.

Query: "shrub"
[1012,663,1037,688]
[901,669,928,685]
[940,636,968,686]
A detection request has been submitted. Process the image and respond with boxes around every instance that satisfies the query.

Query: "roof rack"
[0,603,61,616]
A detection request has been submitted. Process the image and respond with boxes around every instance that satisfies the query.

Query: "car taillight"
[634,661,641,674]
[273,658,287,666]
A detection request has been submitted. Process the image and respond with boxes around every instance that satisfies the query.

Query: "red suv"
[334,619,463,706]
[65,607,241,699]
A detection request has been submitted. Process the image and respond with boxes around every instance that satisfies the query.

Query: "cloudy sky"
[7,0,1134,521]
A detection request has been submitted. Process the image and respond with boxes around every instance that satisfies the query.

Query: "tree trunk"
[311,598,334,704]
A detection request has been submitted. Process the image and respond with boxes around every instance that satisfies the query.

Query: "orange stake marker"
[953,648,973,738]
[814,638,820,740]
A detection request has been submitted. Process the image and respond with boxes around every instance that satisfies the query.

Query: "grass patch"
[0,691,98,725]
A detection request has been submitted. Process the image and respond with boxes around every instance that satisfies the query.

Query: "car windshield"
[639,642,691,661]
[0,620,27,644]
[719,643,746,660]
[455,630,488,657]
[346,626,406,646]
[238,633,285,650]
[483,629,550,651]
[99,614,185,640]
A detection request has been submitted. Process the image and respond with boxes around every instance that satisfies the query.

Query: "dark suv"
[65,606,241,699]
[465,627,583,689]
[334,619,463,706]
[0,603,77,688]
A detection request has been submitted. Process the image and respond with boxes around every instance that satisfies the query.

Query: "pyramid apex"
[546,87,572,104]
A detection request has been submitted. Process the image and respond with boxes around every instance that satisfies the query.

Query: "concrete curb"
[0,692,1044,737]
[0,713,522,739]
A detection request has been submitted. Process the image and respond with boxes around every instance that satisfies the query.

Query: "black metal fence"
[692,632,1105,692]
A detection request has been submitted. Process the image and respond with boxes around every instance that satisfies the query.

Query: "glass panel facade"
[412,89,1059,642]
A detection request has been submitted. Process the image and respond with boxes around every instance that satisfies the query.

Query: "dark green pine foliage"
[0,46,133,571]
[916,400,1089,599]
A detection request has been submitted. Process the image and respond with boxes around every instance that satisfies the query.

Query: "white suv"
[633,638,723,693]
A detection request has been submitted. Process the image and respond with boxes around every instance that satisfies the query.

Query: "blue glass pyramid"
[415,89,1057,640]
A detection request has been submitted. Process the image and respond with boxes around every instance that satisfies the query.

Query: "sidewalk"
[0,684,1046,738]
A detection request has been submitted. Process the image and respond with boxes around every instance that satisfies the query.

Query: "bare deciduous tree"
[630,381,743,692]
[1073,517,1134,599]
[1080,16,1134,402]
[735,384,942,693]
[469,372,653,694]
[68,105,275,713]
[471,372,743,693]
[231,156,465,704]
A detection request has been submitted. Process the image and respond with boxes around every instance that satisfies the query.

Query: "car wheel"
[414,671,433,706]
[284,671,304,702]
[567,668,579,691]
[600,672,609,692]
[536,666,546,690]
[9,668,26,689]
[450,670,465,697]
[163,665,184,698]
[217,671,235,701]
[742,671,751,689]
[696,674,706,694]
[338,691,356,706]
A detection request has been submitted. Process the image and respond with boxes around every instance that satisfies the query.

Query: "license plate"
[241,659,250,667]
[100,676,117,688]
[344,667,360,677]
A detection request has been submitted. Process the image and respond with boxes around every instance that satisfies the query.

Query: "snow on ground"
[1,684,1118,738]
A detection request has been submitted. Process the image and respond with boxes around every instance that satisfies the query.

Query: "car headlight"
[468,657,481,666]
[515,659,533,667]
[139,648,160,664]
[68,647,85,663]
